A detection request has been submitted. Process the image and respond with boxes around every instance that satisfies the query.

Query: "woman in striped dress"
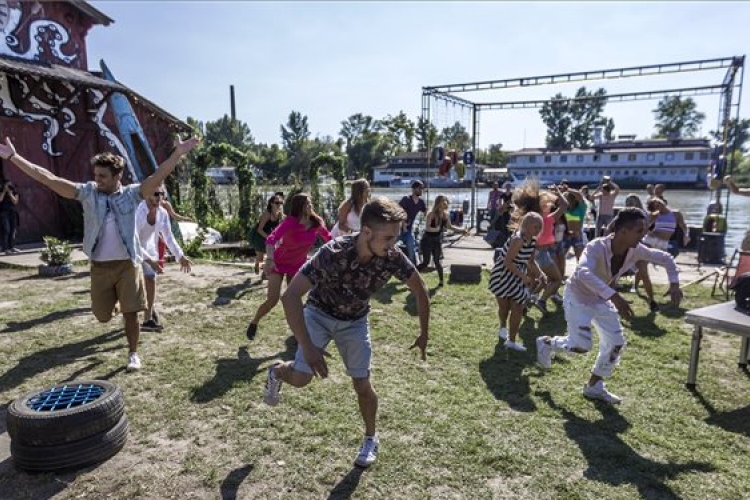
[489,212,546,352]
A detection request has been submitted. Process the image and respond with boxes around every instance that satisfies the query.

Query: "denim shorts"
[293,305,372,379]
[563,233,585,250]
[535,246,556,268]
[141,261,157,279]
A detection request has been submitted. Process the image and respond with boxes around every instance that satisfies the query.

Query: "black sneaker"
[151,309,160,325]
[141,319,163,332]
[246,323,258,341]
[649,300,660,313]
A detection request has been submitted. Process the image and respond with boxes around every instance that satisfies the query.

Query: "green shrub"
[39,237,72,266]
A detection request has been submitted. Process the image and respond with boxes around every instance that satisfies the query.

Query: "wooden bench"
[684,301,750,388]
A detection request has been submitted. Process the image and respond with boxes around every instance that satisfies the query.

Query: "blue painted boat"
[99,59,158,182]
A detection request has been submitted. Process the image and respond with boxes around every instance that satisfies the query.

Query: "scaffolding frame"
[421,56,745,229]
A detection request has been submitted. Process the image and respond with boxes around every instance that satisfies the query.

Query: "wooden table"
[684,301,750,388]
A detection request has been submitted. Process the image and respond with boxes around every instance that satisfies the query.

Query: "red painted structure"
[0,1,190,243]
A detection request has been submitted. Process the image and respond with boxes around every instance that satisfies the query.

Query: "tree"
[710,118,750,153]
[477,143,507,166]
[439,121,471,151]
[254,143,287,181]
[280,110,311,181]
[415,117,438,152]
[205,115,254,152]
[653,96,705,139]
[539,87,609,149]
[539,94,571,149]
[339,113,386,178]
[339,113,379,149]
[380,111,416,157]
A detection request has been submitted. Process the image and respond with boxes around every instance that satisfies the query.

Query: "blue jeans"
[0,211,17,251]
[399,229,417,264]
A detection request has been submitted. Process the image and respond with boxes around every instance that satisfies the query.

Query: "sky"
[87,1,750,152]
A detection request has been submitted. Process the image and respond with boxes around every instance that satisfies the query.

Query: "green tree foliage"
[339,113,386,178]
[380,111,416,157]
[539,87,609,149]
[439,121,472,151]
[653,96,705,139]
[710,118,750,153]
[254,143,287,181]
[416,117,438,152]
[477,143,508,166]
[205,115,254,152]
[281,111,311,181]
[311,153,345,217]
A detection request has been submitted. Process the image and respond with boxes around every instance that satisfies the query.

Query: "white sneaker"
[354,435,379,468]
[498,327,508,341]
[126,352,141,372]
[582,380,621,404]
[536,337,553,369]
[263,364,282,406]
[504,339,527,352]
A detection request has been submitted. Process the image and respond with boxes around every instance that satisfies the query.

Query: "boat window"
[666,153,675,161]
[576,155,584,162]
[544,155,552,163]
[610,155,618,162]
[628,154,636,161]
[685,152,694,160]
[700,152,709,160]
[593,155,600,162]
[647,153,655,161]
[560,155,568,162]
[529,156,536,163]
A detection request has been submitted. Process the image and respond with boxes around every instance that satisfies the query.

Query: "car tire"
[11,414,129,472]
[7,380,125,447]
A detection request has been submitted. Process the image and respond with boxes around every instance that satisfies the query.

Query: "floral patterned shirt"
[301,235,416,320]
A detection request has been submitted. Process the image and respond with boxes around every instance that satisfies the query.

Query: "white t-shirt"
[91,209,130,261]
[135,201,184,261]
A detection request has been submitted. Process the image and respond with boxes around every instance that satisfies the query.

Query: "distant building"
[0,0,190,243]
[507,137,712,188]
[372,152,479,188]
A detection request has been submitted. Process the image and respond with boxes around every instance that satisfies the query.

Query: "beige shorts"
[90,260,146,322]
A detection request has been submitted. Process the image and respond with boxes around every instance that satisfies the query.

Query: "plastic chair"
[712,250,750,299]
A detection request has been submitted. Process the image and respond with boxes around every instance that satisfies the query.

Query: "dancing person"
[0,178,19,254]
[250,194,285,276]
[330,179,370,238]
[417,195,468,287]
[592,176,620,236]
[534,187,568,313]
[489,212,546,352]
[136,186,192,332]
[245,193,331,340]
[398,180,427,264]
[262,197,429,468]
[0,135,199,371]
[536,208,682,404]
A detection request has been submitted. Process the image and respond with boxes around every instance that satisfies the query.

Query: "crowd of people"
[4,139,750,470]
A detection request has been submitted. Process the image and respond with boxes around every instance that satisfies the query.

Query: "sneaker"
[551,293,563,305]
[582,380,621,404]
[354,435,379,468]
[126,352,142,372]
[141,319,163,332]
[263,364,282,406]
[536,337,553,369]
[151,309,160,325]
[534,299,549,314]
[629,285,637,293]
[246,323,258,341]
[504,339,527,352]
[9,248,19,254]
[497,327,508,341]
[649,300,660,313]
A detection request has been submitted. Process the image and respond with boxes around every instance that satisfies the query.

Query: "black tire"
[7,380,125,447]
[12,414,129,472]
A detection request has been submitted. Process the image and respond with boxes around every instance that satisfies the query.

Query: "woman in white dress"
[330,179,370,237]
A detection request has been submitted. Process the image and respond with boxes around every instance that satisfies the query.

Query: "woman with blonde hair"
[417,195,467,286]
[330,179,370,238]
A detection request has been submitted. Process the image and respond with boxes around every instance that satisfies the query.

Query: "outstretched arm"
[404,270,430,360]
[0,138,77,199]
[724,176,750,196]
[161,200,192,222]
[140,136,200,198]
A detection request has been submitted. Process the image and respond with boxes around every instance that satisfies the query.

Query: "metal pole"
[471,104,478,230]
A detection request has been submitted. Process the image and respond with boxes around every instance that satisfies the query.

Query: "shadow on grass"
[214,278,262,306]
[690,387,750,438]
[0,329,123,393]
[1,307,92,334]
[327,466,365,500]
[10,270,90,282]
[628,313,668,338]
[539,391,714,498]
[190,336,297,404]
[479,319,539,412]
[220,464,254,499]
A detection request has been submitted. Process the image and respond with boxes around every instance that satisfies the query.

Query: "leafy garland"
[311,152,346,216]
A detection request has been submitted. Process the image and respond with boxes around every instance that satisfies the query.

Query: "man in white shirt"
[536,207,683,404]
[136,186,192,331]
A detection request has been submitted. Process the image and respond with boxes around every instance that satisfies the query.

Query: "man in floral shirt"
[263,197,430,468]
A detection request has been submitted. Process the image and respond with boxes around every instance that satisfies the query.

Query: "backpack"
[730,272,750,315]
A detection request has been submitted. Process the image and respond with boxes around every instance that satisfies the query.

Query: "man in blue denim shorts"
[263,197,431,468]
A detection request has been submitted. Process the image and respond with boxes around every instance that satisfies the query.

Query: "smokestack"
[230,85,236,122]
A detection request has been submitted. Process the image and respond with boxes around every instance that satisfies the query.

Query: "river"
[369,187,749,250]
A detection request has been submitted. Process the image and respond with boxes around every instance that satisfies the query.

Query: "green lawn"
[0,263,748,499]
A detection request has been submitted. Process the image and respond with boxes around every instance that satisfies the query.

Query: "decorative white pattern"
[0,4,79,65]
[89,89,138,181]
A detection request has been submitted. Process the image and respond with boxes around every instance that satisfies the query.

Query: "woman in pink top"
[246,193,332,340]
[533,187,568,313]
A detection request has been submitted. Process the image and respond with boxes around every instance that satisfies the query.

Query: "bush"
[206,214,246,243]
[39,237,72,266]
[183,229,206,258]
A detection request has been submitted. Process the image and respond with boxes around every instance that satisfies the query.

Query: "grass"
[1,263,750,499]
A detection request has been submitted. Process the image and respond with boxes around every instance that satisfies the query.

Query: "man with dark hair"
[263,196,430,468]
[536,207,682,404]
[0,135,199,371]
[398,180,427,264]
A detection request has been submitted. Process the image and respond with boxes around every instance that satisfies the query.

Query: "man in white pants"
[536,207,683,404]
[136,186,192,331]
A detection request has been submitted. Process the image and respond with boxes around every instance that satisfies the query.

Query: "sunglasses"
[273,201,283,205]
[154,192,165,197]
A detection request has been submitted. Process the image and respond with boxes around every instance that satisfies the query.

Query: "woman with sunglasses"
[246,193,331,340]
[250,194,285,276]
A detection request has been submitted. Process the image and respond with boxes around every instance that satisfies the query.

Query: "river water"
[369,187,749,250]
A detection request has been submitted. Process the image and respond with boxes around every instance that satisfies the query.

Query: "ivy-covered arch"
[311,152,346,221]
[191,143,256,231]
